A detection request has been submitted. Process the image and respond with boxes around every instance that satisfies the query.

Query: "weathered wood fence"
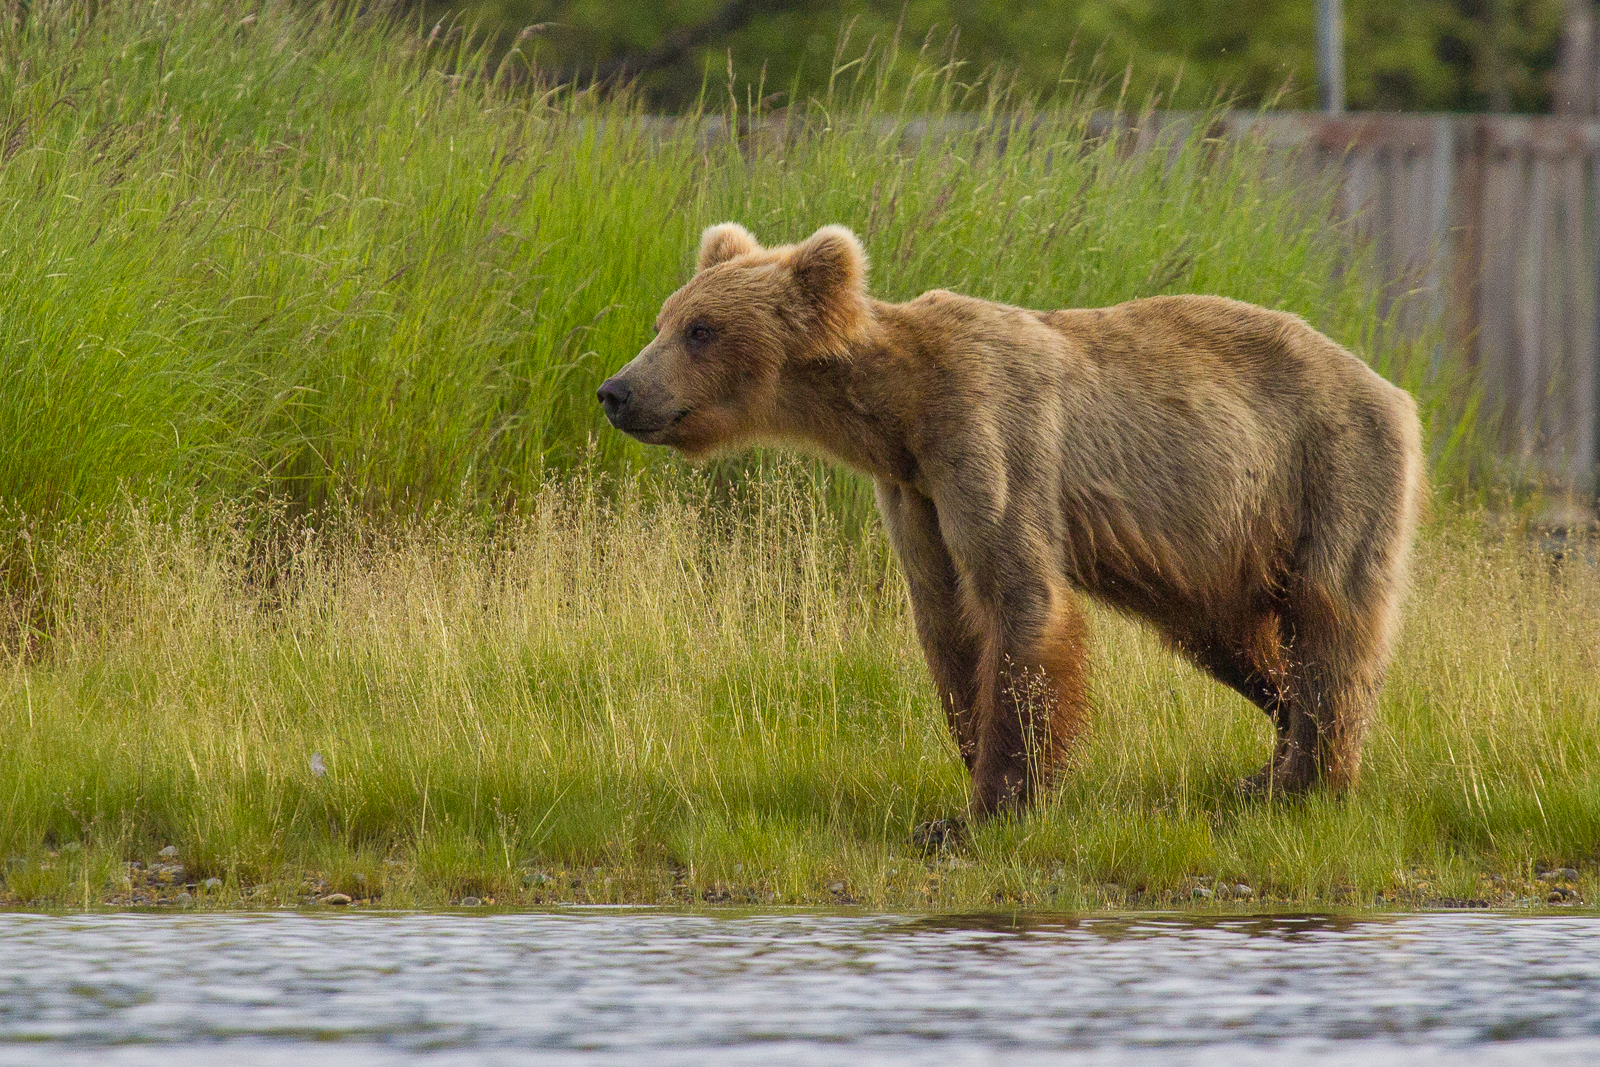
[1157,112,1600,494]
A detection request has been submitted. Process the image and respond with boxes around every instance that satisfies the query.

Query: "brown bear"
[598,222,1424,821]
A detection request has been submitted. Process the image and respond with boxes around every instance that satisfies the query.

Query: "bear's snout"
[597,378,633,424]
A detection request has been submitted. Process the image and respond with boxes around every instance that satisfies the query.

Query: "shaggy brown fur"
[599,222,1424,819]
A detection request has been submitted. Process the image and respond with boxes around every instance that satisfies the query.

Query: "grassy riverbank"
[1,4,1586,913]
[2,479,1596,912]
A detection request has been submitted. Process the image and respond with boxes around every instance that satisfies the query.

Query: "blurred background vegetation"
[1,0,1454,537]
[435,0,1569,112]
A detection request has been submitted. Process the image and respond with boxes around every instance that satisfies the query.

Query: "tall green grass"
[0,0,1452,531]
[2,479,1595,910]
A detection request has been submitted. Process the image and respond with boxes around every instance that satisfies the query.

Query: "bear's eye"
[686,321,715,347]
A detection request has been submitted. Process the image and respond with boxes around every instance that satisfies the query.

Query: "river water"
[1,910,1597,1065]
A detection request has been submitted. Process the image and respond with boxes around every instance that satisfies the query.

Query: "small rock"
[202,878,223,891]
[1539,868,1579,882]
[318,892,352,905]
[1548,888,1576,903]
[175,892,193,906]
[1233,884,1254,896]
[310,752,327,778]
[1192,886,1214,899]
[459,896,482,907]
[158,845,178,859]
[827,882,846,894]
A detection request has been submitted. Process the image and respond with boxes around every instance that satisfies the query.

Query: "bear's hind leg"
[1275,483,1414,793]
[1275,584,1391,794]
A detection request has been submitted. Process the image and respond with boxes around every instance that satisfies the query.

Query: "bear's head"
[597,222,872,457]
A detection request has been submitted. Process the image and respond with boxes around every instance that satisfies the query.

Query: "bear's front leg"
[874,480,984,766]
[967,573,1090,818]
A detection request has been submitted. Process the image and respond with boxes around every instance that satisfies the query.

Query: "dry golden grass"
[1,471,1595,912]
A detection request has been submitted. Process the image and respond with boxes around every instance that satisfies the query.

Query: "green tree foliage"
[445,0,1566,112]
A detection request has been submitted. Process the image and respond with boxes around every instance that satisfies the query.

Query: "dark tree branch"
[595,0,794,80]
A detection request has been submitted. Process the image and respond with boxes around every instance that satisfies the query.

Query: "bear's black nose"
[597,378,632,421]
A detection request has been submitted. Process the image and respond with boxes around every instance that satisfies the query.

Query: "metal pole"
[1315,0,1345,113]
[1556,0,1597,113]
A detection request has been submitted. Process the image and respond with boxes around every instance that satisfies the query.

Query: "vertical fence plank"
[1425,117,1454,378]
[1521,143,1550,464]
[1567,146,1599,487]
[1481,130,1521,457]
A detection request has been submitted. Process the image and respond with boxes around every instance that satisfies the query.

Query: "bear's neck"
[769,324,920,485]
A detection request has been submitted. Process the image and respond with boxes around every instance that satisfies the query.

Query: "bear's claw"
[1239,762,1316,798]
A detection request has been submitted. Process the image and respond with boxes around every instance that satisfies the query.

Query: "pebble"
[459,896,482,907]
[1192,886,1214,899]
[1232,884,1254,896]
[317,892,352,906]
[1540,868,1580,882]
[158,845,179,859]
[827,882,846,894]
[202,878,223,891]
[175,892,193,906]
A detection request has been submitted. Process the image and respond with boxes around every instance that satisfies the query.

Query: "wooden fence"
[1170,112,1600,494]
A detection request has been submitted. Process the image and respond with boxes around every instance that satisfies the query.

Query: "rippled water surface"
[2,910,1598,1065]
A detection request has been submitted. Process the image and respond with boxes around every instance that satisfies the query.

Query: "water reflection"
[0,910,1596,1065]
[903,909,1376,939]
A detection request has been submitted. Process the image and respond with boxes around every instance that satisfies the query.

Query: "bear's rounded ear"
[697,222,762,272]
[790,225,868,306]
[789,225,871,355]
